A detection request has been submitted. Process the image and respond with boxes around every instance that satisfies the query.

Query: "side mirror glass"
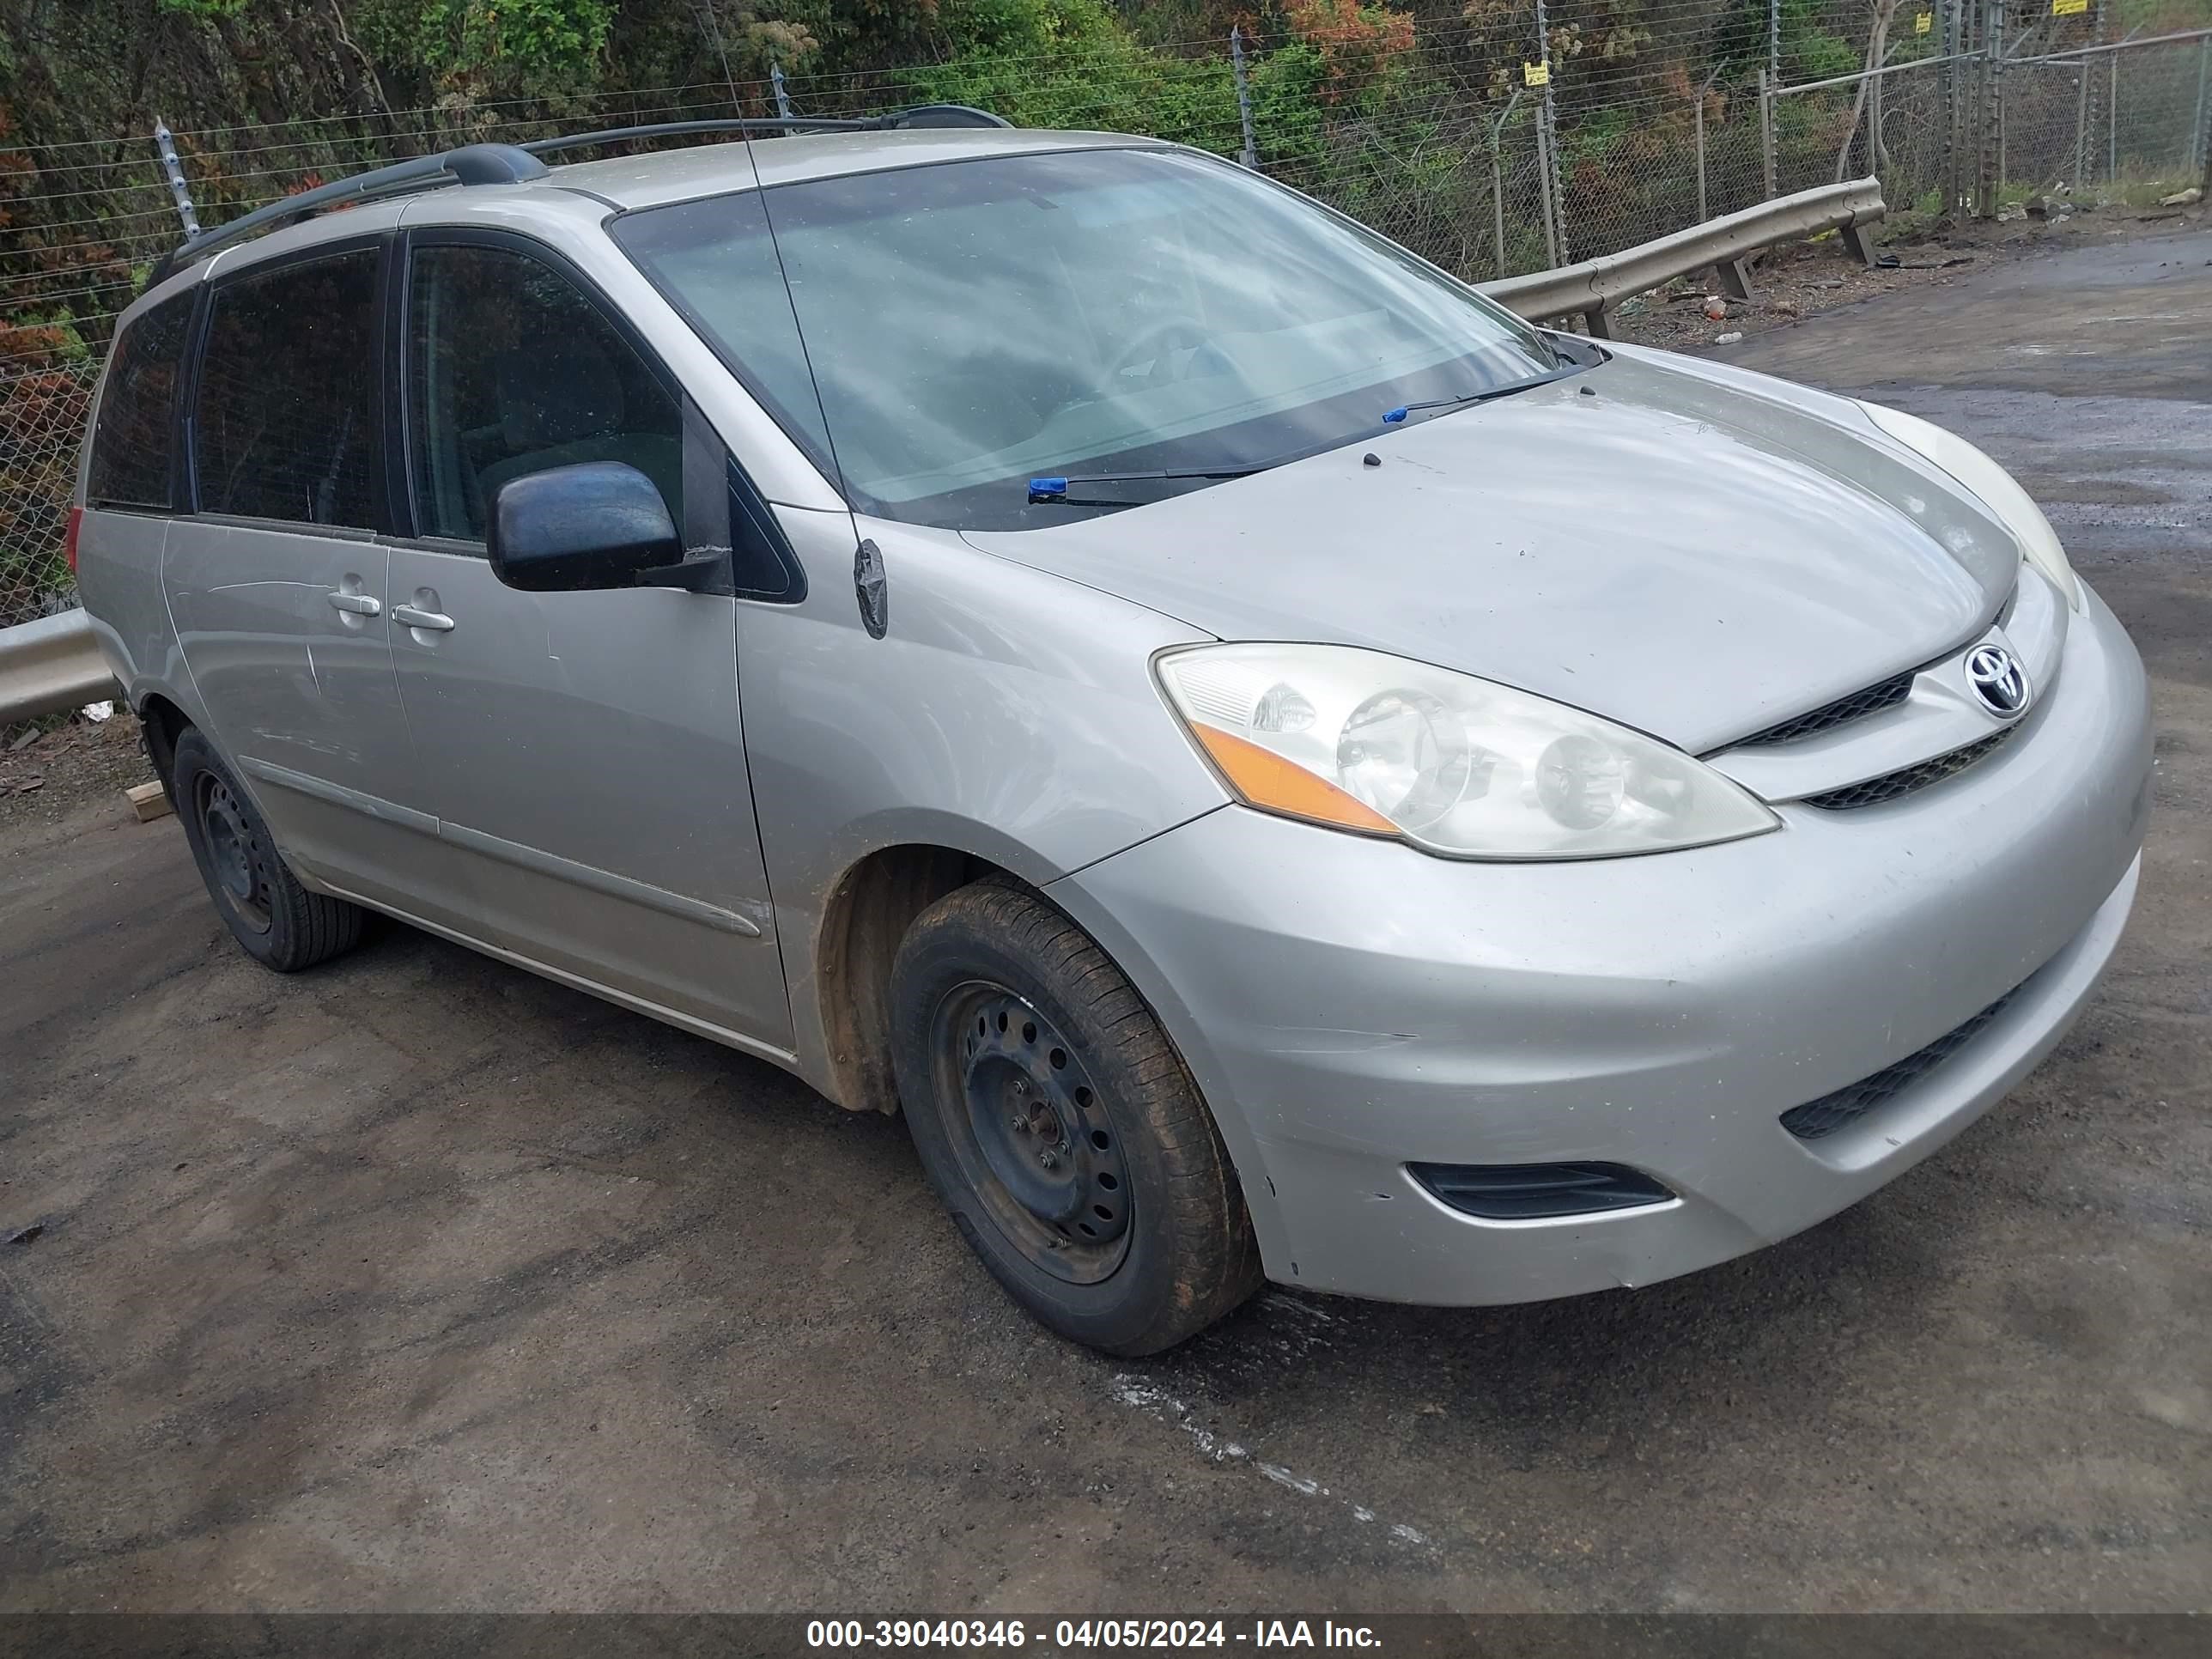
[487,461,680,593]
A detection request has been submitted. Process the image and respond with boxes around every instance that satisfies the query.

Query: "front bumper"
[1046,586,2152,1304]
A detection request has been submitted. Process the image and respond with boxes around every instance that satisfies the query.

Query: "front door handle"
[391,604,455,633]
[326,591,380,617]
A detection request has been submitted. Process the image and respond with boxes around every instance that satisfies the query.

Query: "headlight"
[1156,644,1780,860]
[1856,400,2081,611]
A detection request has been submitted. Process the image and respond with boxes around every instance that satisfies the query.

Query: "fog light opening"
[1408,1160,1675,1220]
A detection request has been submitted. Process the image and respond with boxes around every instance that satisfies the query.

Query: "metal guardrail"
[1,178,1888,727]
[1480,176,1888,336]
[0,607,115,727]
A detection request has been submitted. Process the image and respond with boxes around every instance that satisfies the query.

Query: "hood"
[962,348,2019,754]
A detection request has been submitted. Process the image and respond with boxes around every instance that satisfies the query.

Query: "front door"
[161,240,429,915]
[382,234,793,1053]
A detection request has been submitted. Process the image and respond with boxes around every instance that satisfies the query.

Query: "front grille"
[1802,728,2014,811]
[1408,1161,1674,1219]
[1738,670,1916,747]
[1780,986,2023,1140]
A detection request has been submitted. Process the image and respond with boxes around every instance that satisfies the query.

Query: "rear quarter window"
[87,291,195,510]
[192,248,380,528]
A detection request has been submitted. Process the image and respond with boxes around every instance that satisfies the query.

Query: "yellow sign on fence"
[1915,11,1933,33]
[2051,0,2087,14]
[1523,61,1551,87]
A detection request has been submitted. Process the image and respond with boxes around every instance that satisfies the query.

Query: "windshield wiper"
[1381,363,1585,427]
[1027,465,1267,506]
[1023,366,1588,508]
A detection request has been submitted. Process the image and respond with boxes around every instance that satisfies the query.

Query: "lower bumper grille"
[1780,985,2024,1140]
[1409,1161,1674,1219]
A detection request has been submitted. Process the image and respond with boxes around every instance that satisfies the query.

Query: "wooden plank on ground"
[125,781,173,823]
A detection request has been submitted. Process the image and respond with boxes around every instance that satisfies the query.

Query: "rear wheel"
[170,728,365,972]
[890,879,1261,1354]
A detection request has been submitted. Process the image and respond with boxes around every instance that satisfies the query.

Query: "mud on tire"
[889,878,1262,1355]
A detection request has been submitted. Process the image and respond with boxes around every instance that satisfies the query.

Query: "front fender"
[744,508,1231,1102]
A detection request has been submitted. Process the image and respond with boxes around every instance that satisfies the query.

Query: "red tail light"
[64,505,84,574]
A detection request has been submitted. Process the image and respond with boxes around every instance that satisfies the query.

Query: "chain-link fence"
[4,3,2209,630]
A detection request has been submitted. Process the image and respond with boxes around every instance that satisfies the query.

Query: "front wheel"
[889,879,1261,1355]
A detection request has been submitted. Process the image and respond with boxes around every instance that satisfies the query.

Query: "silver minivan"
[73,122,2150,1353]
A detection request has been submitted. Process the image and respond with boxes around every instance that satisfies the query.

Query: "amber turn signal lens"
[1188,722,1399,837]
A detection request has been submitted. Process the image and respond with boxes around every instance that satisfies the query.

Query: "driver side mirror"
[487,461,682,593]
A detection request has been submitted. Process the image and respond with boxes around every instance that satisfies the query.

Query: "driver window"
[406,243,684,543]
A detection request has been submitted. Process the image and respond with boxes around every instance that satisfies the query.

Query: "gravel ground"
[0,713,155,832]
[1611,196,2208,354]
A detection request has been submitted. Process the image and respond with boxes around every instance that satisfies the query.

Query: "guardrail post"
[1759,69,1778,199]
[1229,26,1260,170]
[1716,256,1759,300]
[153,119,201,238]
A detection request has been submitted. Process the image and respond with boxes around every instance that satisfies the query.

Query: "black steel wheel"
[890,878,1262,1355]
[195,769,275,937]
[169,727,366,972]
[933,981,1133,1284]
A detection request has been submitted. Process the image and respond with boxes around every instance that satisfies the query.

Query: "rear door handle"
[326,591,380,617]
[391,604,455,633]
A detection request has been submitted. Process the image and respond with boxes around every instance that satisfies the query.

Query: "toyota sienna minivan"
[71,119,2150,1352]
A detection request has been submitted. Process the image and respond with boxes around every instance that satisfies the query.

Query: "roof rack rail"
[516,102,1010,161]
[149,142,547,282]
[148,102,1010,283]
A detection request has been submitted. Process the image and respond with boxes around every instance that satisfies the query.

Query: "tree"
[1832,0,1900,180]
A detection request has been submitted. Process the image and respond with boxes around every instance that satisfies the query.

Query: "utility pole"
[1533,0,1567,263]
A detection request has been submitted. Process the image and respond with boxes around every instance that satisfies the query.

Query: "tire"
[890,878,1262,1355]
[169,727,366,973]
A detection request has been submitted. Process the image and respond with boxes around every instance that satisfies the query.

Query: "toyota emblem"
[1966,643,2028,718]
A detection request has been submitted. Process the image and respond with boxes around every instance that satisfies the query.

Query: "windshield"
[613,145,1559,530]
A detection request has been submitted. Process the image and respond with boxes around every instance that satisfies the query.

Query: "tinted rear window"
[192,248,380,527]
[87,291,194,509]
